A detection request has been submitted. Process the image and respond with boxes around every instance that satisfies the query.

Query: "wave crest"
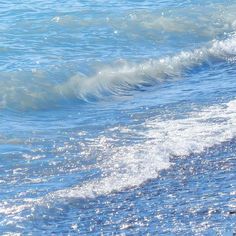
[0,35,236,110]
[56,35,236,100]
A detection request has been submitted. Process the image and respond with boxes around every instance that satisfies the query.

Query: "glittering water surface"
[0,0,236,235]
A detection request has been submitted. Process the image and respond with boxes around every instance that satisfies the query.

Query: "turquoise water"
[0,1,236,235]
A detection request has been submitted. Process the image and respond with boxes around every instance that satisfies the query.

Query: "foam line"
[1,99,236,218]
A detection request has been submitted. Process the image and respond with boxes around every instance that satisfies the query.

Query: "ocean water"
[0,0,236,235]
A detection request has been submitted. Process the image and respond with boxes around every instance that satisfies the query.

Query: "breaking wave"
[0,34,235,110]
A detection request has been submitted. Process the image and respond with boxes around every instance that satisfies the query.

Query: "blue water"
[1,1,236,235]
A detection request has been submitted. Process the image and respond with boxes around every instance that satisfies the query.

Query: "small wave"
[38,3,236,49]
[48,4,236,39]
[124,4,236,37]
[0,35,236,110]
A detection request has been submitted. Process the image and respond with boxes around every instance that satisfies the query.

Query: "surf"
[1,98,236,221]
[0,34,236,110]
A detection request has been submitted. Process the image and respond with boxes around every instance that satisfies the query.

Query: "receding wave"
[1,99,236,220]
[0,35,236,110]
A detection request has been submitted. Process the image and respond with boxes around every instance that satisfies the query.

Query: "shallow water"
[0,0,236,235]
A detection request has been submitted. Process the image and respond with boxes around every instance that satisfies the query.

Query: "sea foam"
[1,99,236,219]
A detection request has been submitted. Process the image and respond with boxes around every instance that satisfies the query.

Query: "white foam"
[50,100,236,200]
[1,99,236,218]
